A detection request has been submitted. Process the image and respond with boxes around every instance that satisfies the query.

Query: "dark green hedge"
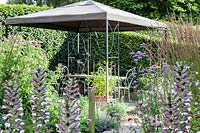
[0,4,154,75]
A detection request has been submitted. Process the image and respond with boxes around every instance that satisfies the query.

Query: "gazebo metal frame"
[66,22,120,101]
[5,0,167,102]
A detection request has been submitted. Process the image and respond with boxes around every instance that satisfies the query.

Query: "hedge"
[0,4,66,68]
[0,4,154,75]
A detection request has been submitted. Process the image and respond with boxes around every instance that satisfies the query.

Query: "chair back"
[120,68,135,88]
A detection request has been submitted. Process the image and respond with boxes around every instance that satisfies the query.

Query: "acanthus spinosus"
[161,62,192,133]
[31,67,51,132]
[1,81,24,133]
[56,77,81,133]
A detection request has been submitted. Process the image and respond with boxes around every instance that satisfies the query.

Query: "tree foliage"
[6,0,200,20]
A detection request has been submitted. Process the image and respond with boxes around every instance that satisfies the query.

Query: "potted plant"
[87,67,117,102]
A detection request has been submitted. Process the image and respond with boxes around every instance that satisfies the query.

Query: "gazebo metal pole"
[106,19,109,103]
[117,22,120,99]
[77,33,80,53]
[77,33,80,73]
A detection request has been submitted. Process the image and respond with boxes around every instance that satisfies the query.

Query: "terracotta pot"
[95,96,113,102]
[95,96,107,102]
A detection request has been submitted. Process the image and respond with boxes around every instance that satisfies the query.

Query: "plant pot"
[95,96,113,107]
[95,95,106,101]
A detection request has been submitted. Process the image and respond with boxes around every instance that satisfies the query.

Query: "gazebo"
[6,0,166,102]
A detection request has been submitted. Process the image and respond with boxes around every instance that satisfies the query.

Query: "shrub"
[78,96,89,115]
[78,96,89,133]
[78,96,124,133]
[0,4,66,70]
[105,100,127,118]
[87,66,117,96]
[95,110,120,133]
[0,4,49,38]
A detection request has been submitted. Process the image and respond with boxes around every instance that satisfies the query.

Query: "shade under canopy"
[6,0,166,32]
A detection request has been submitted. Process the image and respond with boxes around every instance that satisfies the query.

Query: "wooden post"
[88,90,95,133]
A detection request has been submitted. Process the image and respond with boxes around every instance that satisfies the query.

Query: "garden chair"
[118,68,135,102]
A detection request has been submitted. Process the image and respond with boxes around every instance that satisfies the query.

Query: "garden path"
[103,102,142,133]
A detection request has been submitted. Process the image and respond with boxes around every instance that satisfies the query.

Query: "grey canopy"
[6,0,166,32]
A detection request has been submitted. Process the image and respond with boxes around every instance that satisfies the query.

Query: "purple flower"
[129,50,146,64]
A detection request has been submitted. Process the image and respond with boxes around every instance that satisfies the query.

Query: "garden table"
[67,73,126,95]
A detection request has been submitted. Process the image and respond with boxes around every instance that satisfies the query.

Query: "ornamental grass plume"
[56,77,81,133]
[31,67,50,132]
[160,18,200,78]
[1,81,24,133]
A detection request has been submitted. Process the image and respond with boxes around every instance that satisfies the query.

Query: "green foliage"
[190,85,200,131]
[95,110,120,133]
[0,36,48,108]
[78,114,88,133]
[23,28,66,68]
[46,0,81,7]
[87,67,117,96]
[78,96,124,133]
[78,96,89,115]
[6,0,200,20]
[78,96,89,133]
[8,0,34,5]
[0,36,48,131]
[7,0,81,7]
[0,4,66,70]
[0,4,48,22]
[95,0,200,21]
[119,32,154,75]
[47,66,64,124]
[105,100,127,118]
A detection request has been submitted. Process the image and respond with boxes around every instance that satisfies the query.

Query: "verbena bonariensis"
[1,81,24,133]
[31,67,50,132]
[161,62,192,133]
[130,44,163,132]
[56,77,81,133]
[129,44,148,90]
[136,65,162,132]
